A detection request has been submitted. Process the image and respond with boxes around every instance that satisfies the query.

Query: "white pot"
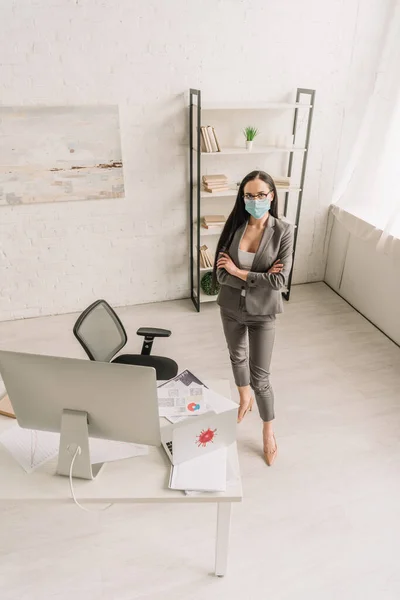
[246,140,253,151]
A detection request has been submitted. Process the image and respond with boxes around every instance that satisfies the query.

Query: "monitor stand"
[56,409,105,480]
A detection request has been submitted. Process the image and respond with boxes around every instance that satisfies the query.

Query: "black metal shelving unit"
[189,88,315,311]
[189,89,202,312]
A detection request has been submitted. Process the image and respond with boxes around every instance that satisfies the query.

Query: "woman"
[213,170,294,466]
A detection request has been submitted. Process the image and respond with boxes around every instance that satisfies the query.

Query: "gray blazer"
[216,216,294,316]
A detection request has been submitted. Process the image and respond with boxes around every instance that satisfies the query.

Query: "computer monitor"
[0,350,161,480]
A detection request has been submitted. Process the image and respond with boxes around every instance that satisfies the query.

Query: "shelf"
[200,226,223,236]
[199,146,306,156]
[201,189,237,199]
[194,257,214,273]
[189,87,316,312]
[202,102,312,111]
[199,185,301,199]
[278,186,301,193]
[198,215,296,236]
[199,184,238,198]
[194,289,218,304]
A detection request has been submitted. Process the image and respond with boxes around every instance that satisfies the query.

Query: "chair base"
[112,354,178,381]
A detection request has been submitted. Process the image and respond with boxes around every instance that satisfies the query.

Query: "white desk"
[0,379,242,577]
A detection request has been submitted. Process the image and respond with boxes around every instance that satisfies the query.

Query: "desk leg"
[215,502,232,577]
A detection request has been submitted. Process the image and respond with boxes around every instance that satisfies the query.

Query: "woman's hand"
[217,252,239,276]
[268,259,284,274]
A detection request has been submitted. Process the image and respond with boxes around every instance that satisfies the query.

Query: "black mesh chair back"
[73,300,127,362]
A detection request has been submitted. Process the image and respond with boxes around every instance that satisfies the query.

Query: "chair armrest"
[136,327,171,338]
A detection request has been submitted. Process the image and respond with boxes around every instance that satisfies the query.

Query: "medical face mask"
[244,195,271,219]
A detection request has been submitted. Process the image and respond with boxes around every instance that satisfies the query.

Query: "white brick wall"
[0,0,389,321]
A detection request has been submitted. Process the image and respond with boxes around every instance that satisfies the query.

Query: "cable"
[30,430,38,470]
[69,446,113,513]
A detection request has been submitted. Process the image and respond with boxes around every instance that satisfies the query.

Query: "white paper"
[158,370,207,389]
[0,424,148,473]
[88,438,148,465]
[164,389,234,423]
[165,415,188,424]
[0,426,59,473]
[169,447,227,492]
[157,383,208,417]
[183,449,239,496]
[203,388,238,414]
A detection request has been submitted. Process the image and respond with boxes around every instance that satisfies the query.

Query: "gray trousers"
[220,305,276,422]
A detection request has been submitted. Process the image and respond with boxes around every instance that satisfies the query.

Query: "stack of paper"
[169,448,227,493]
[157,385,208,419]
[157,370,213,422]
[183,450,240,496]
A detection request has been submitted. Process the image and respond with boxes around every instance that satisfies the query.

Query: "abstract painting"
[0,106,124,206]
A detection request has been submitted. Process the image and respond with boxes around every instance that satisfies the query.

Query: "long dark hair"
[212,171,279,287]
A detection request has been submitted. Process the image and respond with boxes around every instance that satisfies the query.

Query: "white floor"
[1,282,400,600]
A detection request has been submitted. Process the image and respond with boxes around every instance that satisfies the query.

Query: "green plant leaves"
[243,126,258,141]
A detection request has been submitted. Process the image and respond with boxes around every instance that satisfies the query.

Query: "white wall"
[0,0,392,321]
[325,211,400,346]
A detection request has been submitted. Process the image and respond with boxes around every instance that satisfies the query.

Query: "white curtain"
[331,0,400,257]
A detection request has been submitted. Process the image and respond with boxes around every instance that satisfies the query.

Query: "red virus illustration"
[196,428,217,447]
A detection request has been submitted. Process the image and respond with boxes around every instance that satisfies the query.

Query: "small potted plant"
[201,271,220,296]
[243,126,258,151]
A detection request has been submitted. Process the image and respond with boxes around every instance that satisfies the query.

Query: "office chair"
[73,299,178,380]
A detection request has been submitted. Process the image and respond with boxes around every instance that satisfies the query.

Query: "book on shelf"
[212,128,221,152]
[199,245,214,269]
[203,182,229,188]
[200,131,207,153]
[199,248,209,268]
[202,174,229,193]
[202,215,226,229]
[202,174,228,183]
[203,186,230,193]
[200,126,221,153]
[207,126,219,153]
[273,175,291,187]
[204,214,225,223]
[200,127,210,152]
[199,247,206,268]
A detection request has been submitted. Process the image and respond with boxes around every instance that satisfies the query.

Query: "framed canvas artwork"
[0,105,125,206]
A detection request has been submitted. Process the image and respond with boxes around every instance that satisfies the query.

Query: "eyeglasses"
[244,192,272,202]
